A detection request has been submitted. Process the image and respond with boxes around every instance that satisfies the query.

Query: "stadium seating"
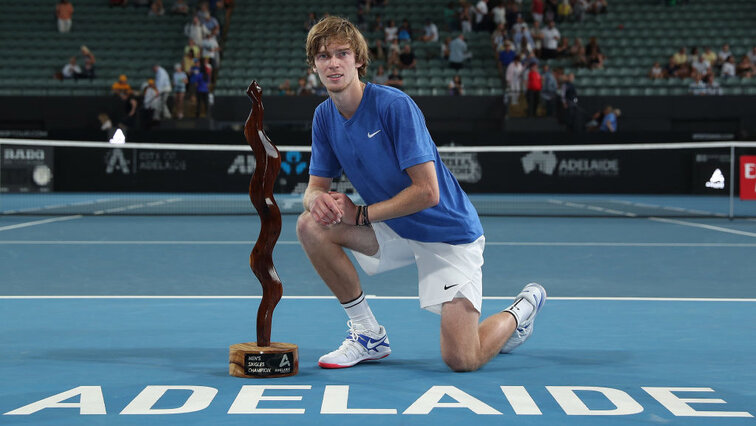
[0,0,187,96]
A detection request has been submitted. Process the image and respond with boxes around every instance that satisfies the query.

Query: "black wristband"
[362,205,370,226]
[355,205,362,226]
[355,205,371,226]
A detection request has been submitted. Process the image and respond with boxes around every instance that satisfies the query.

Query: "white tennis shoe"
[500,282,547,354]
[318,321,391,368]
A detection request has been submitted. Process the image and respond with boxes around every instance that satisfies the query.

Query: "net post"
[729,144,735,220]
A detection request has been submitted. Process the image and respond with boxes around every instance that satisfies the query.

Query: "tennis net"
[1,138,755,217]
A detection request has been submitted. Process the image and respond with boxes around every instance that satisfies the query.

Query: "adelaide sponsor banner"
[53,146,312,193]
[740,155,756,200]
[0,145,54,193]
[443,148,695,194]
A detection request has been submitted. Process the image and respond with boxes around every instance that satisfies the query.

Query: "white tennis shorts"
[351,222,484,315]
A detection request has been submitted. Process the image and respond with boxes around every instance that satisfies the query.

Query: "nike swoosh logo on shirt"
[444,284,459,290]
[368,130,382,138]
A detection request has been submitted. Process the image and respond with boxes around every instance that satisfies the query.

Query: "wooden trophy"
[229,81,298,378]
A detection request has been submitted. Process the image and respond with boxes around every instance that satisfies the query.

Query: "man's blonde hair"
[306,16,370,78]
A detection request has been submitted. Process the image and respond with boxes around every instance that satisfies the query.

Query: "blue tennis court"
[1,211,754,425]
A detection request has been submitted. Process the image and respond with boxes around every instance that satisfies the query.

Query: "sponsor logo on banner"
[105,149,130,174]
[740,155,756,200]
[440,148,482,183]
[227,155,255,174]
[281,151,307,175]
[705,168,725,189]
[521,151,619,177]
[3,148,45,162]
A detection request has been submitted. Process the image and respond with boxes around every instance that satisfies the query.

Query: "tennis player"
[297,16,546,372]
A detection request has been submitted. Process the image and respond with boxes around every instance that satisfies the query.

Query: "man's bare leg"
[296,211,379,302]
[440,298,518,372]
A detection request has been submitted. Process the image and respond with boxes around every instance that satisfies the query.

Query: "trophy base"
[229,342,299,378]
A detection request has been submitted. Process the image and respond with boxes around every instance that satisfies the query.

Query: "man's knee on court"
[296,211,319,244]
[441,349,481,372]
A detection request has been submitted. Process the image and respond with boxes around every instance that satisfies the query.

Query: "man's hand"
[329,191,359,226]
[308,191,344,226]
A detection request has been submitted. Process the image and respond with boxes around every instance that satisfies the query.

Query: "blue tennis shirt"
[309,83,483,244]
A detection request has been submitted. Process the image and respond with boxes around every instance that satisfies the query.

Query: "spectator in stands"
[459,3,473,33]
[117,91,138,129]
[443,2,458,31]
[649,61,664,79]
[497,40,516,78]
[530,21,543,57]
[201,32,221,70]
[540,63,557,116]
[671,47,689,78]
[585,37,604,69]
[717,44,732,66]
[153,64,172,120]
[441,36,451,61]
[557,0,572,22]
[304,12,317,32]
[523,50,539,69]
[506,54,524,104]
[688,72,707,95]
[111,74,132,95]
[171,0,189,15]
[587,0,607,14]
[61,57,83,80]
[148,0,165,16]
[142,79,160,126]
[189,65,210,117]
[420,18,439,42]
[491,22,507,49]
[544,0,558,23]
[200,57,213,84]
[541,20,560,60]
[397,19,412,42]
[690,54,710,78]
[172,63,188,119]
[748,47,756,66]
[183,39,200,72]
[398,44,417,70]
[448,33,471,70]
[572,0,588,22]
[702,46,717,67]
[599,106,618,132]
[532,0,545,24]
[720,55,736,79]
[570,37,586,67]
[448,74,464,95]
[372,14,384,32]
[386,67,403,89]
[526,63,542,117]
[736,55,754,78]
[306,68,322,94]
[371,39,386,61]
[373,65,388,85]
[512,17,534,54]
[492,1,507,27]
[387,39,401,67]
[663,57,680,78]
[80,46,95,79]
[384,19,398,43]
[472,0,490,32]
[296,77,312,96]
[56,0,74,33]
[185,16,209,46]
[556,36,570,58]
[278,79,294,96]
[705,74,722,95]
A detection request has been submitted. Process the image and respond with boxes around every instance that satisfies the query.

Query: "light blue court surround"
[0,298,754,425]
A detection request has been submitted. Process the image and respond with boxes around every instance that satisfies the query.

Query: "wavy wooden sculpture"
[229,81,298,378]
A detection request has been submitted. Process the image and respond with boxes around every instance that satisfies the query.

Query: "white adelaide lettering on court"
[521,151,620,177]
[4,385,752,417]
[2,148,45,161]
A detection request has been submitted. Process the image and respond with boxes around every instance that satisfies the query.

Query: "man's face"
[313,41,363,93]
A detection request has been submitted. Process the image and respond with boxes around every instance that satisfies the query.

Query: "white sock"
[504,297,535,327]
[342,292,380,333]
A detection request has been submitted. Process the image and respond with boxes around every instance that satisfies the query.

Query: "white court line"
[1,240,756,247]
[649,217,756,238]
[1,295,755,302]
[0,215,82,232]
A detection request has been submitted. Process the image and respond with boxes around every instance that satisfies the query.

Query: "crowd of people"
[649,44,756,96]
